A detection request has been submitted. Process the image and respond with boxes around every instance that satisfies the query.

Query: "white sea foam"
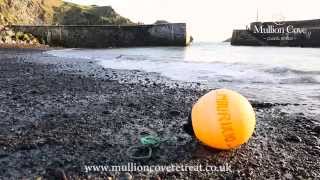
[46,43,320,84]
[46,42,320,108]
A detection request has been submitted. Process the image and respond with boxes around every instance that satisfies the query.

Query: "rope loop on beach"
[126,145,153,159]
[127,135,170,159]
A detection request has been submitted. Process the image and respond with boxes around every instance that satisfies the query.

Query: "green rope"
[140,135,162,147]
[127,135,171,159]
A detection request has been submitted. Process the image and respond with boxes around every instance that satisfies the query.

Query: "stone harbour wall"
[231,19,320,47]
[11,23,189,48]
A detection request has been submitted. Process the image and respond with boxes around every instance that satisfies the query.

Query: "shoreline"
[0,44,49,50]
[0,49,319,179]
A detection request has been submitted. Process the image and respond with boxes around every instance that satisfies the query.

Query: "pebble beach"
[0,49,319,179]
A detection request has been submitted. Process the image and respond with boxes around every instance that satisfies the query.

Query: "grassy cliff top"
[0,0,133,25]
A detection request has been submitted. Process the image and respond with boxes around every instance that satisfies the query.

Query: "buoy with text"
[191,89,256,150]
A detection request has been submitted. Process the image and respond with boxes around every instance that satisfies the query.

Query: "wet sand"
[0,49,319,179]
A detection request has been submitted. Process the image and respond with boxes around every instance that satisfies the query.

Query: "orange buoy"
[192,89,256,150]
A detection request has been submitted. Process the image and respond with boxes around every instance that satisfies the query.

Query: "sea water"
[46,42,320,115]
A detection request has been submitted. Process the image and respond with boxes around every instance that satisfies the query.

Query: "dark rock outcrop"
[0,26,45,48]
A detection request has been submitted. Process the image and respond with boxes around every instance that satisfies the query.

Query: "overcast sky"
[66,0,320,41]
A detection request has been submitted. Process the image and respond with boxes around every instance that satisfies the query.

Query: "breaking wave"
[280,76,320,84]
[264,66,320,75]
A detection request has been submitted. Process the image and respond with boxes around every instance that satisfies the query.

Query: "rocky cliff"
[0,0,134,47]
[0,26,45,48]
[0,0,133,25]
